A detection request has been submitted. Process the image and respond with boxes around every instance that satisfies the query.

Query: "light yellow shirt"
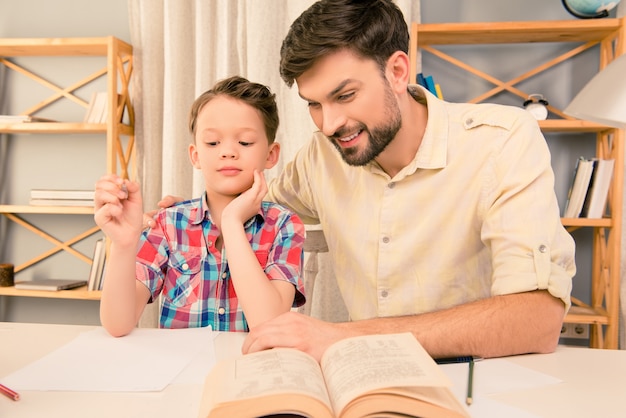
[268,86,575,321]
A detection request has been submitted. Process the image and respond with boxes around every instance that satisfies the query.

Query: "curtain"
[127,0,421,327]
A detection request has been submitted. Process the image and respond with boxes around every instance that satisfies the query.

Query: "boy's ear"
[264,142,280,169]
[189,143,202,169]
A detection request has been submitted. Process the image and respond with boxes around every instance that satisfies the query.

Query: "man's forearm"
[344,290,565,359]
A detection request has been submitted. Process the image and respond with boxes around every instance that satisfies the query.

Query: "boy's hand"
[94,174,143,246]
[222,170,267,225]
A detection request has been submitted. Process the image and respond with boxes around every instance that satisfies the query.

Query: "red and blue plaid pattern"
[135,195,305,331]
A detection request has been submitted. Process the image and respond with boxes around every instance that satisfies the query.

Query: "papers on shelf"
[1,326,217,392]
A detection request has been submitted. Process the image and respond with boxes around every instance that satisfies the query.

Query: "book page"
[210,348,332,407]
[320,333,452,414]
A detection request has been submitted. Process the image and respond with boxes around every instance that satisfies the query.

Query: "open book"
[199,332,469,418]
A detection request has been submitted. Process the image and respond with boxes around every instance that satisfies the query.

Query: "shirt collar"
[192,191,265,227]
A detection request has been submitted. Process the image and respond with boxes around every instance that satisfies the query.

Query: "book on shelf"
[563,157,595,218]
[13,278,87,291]
[416,73,444,99]
[0,114,56,123]
[87,238,106,291]
[581,158,615,219]
[199,332,469,418]
[29,198,94,207]
[84,92,124,124]
[30,189,95,200]
[84,91,107,123]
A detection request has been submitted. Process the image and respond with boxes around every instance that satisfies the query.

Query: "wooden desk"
[1,322,625,418]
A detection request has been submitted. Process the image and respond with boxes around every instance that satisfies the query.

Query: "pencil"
[0,383,20,401]
[466,357,474,405]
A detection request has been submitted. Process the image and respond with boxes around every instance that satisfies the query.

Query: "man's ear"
[188,143,202,169]
[386,51,410,94]
[265,142,280,169]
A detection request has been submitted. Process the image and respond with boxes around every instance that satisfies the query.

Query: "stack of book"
[0,115,56,123]
[29,189,95,207]
[563,157,615,219]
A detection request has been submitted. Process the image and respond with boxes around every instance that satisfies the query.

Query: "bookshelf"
[409,18,625,349]
[0,37,134,301]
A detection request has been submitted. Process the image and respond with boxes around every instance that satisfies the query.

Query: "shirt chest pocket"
[165,250,203,307]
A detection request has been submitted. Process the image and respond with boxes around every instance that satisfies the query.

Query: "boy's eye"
[239,141,253,146]
[206,141,219,146]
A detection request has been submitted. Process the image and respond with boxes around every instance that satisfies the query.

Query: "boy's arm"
[221,171,297,328]
[94,175,151,336]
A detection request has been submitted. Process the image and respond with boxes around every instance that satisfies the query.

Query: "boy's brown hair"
[189,75,279,143]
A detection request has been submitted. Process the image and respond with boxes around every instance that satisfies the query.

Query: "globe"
[562,0,621,18]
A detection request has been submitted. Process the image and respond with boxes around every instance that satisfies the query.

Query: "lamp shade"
[564,52,626,128]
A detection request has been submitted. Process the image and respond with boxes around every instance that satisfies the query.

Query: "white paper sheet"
[2,326,216,392]
[439,359,563,418]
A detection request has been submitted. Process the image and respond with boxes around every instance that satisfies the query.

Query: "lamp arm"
[561,0,610,19]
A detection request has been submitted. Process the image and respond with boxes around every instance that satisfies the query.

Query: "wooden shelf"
[565,305,609,325]
[0,285,101,300]
[0,36,132,56]
[0,122,133,135]
[0,36,134,306]
[413,19,623,45]
[0,205,94,215]
[411,18,625,349]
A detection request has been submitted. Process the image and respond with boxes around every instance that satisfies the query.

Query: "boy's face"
[296,49,402,167]
[189,95,279,199]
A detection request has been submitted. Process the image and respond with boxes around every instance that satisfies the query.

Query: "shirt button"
[388,182,395,189]
[381,290,389,298]
[538,244,547,253]
[182,263,189,271]
[466,118,474,125]
[221,272,227,279]
[218,307,225,315]
[382,236,390,243]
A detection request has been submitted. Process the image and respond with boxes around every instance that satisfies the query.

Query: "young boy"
[94,76,306,337]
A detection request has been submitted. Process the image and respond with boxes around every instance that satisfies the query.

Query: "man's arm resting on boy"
[242,289,564,362]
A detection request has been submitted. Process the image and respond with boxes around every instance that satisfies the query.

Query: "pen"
[466,357,474,406]
[0,383,20,401]
[120,182,129,199]
[435,356,474,365]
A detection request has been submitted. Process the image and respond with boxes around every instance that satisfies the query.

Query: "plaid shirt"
[135,194,306,331]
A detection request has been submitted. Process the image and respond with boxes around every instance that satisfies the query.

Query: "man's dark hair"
[279,0,409,87]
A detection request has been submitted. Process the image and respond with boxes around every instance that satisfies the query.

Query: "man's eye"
[307,101,321,109]
[338,92,355,101]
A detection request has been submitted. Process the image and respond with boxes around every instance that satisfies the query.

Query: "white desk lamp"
[564,52,626,128]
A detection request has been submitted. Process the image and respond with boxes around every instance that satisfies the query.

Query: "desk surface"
[1,322,625,418]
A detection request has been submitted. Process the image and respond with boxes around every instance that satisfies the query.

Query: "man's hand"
[142,195,184,228]
[242,311,354,362]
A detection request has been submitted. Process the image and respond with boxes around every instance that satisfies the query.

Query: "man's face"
[295,49,401,166]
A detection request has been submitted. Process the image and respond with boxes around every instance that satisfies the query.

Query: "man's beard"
[329,85,402,167]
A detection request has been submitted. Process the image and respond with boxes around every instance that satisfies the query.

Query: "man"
[156,0,575,362]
